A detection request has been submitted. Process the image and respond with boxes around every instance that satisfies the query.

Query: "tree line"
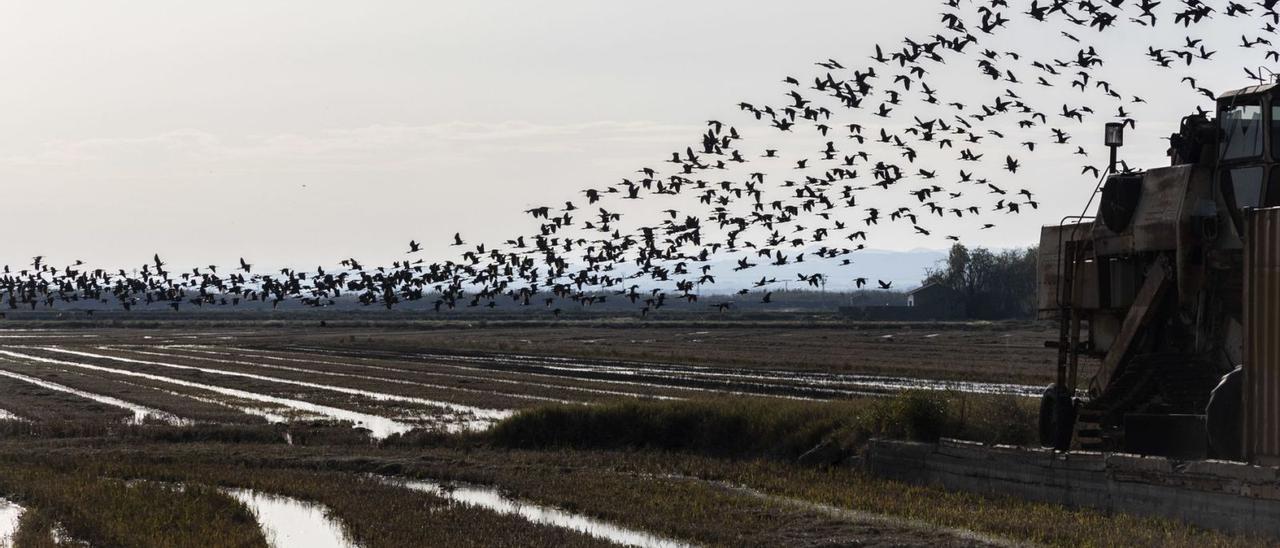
[922,243,1038,320]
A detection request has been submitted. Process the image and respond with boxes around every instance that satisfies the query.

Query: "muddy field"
[0,322,1087,433]
[0,321,1230,547]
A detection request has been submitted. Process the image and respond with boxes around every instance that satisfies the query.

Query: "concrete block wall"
[865,438,1280,536]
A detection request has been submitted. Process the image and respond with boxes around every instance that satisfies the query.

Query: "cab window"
[1221,102,1265,160]
[1272,105,1280,161]
[1225,166,1266,211]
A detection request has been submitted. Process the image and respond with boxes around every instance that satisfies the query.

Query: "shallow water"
[0,366,185,425]
[227,489,356,548]
[147,387,298,424]
[395,478,690,548]
[197,345,682,401]
[402,349,1044,397]
[0,499,22,548]
[0,349,414,438]
[123,346,571,405]
[46,347,512,423]
[232,346,715,399]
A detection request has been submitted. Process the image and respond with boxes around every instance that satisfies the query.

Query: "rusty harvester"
[1039,83,1280,463]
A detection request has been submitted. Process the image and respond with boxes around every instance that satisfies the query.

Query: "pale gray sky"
[0,2,1261,271]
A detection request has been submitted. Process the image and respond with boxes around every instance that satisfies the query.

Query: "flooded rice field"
[0,324,1063,436]
[0,366,185,426]
[0,323,1240,548]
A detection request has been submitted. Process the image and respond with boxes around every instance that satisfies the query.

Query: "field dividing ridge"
[0,349,416,438]
[0,362,184,425]
[42,347,512,422]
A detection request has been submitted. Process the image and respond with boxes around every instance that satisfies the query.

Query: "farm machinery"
[1038,82,1280,463]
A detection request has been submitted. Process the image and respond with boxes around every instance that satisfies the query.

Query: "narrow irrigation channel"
[392,478,692,548]
[0,366,185,425]
[0,349,417,438]
[125,346,576,405]
[47,347,512,422]
[217,346,700,400]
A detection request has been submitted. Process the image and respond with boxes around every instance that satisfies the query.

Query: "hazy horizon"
[0,2,1260,274]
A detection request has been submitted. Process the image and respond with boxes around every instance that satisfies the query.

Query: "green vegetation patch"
[488,391,1038,460]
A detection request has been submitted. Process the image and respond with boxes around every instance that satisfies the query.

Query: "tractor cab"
[1217,84,1280,233]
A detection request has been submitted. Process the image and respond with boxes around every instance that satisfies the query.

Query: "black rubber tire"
[1039,384,1076,450]
[1206,366,1244,461]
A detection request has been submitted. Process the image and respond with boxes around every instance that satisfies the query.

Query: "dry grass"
[705,459,1259,548]
[0,453,614,548]
[12,507,64,548]
[359,448,1264,548]
[127,464,611,548]
[0,463,266,547]
[0,437,1263,548]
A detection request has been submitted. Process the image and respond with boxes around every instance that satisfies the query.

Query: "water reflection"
[0,367,185,425]
[0,499,22,548]
[394,478,690,548]
[0,349,413,438]
[227,489,356,548]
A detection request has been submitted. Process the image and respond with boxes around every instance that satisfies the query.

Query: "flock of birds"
[4,0,1280,316]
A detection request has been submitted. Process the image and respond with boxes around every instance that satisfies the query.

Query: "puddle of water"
[394,478,690,548]
[45,347,512,422]
[0,367,186,425]
[227,489,356,548]
[0,349,413,439]
[0,499,22,548]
